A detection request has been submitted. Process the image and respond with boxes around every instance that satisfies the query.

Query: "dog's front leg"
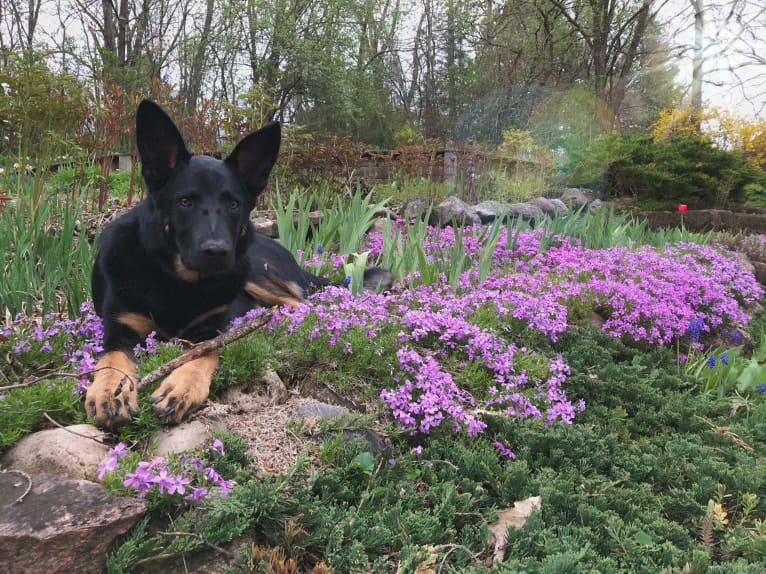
[86,351,140,429]
[150,352,218,424]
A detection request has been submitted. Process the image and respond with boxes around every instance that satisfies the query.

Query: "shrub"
[575,134,766,206]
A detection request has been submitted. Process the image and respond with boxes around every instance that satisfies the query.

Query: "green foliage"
[580,134,766,206]
[0,190,97,317]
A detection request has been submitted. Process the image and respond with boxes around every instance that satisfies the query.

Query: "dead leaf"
[487,495,541,566]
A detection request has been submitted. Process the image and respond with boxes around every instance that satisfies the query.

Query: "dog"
[86,100,391,429]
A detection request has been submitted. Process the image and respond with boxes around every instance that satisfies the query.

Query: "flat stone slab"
[0,472,146,574]
[153,419,222,457]
[2,424,109,481]
[292,401,349,419]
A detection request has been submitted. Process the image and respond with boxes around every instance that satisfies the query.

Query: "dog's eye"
[179,198,192,208]
[229,200,240,210]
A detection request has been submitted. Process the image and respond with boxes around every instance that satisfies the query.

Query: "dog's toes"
[86,352,138,430]
[151,373,209,424]
[86,380,138,430]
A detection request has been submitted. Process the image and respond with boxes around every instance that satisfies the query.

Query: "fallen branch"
[0,371,78,392]
[1,468,32,503]
[43,412,111,443]
[138,311,274,391]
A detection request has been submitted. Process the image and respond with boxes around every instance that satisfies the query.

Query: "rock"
[560,188,591,211]
[588,199,603,214]
[252,217,277,237]
[292,401,349,419]
[549,198,569,217]
[430,196,481,228]
[750,261,766,286]
[402,196,430,221]
[0,472,146,574]
[473,200,512,223]
[152,420,223,457]
[264,370,289,406]
[2,424,109,481]
[507,202,545,222]
[371,217,403,236]
[528,197,559,218]
[342,429,387,454]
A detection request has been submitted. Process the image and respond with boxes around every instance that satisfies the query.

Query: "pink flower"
[209,439,225,456]
[678,204,687,213]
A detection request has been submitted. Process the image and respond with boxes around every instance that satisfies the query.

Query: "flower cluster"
[99,444,233,501]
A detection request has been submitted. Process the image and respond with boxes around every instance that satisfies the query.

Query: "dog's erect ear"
[225,122,281,199]
[136,100,191,192]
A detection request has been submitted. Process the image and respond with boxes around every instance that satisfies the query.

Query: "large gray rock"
[473,200,512,223]
[402,196,431,221]
[292,401,349,419]
[507,202,545,222]
[560,188,592,211]
[549,198,569,217]
[252,216,277,237]
[2,424,109,481]
[430,196,481,228]
[529,197,559,218]
[0,472,146,574]
[152,420,218,457]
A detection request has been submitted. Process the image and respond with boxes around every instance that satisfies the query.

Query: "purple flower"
[410,446,423,455]
[185,487,208,501]
[209,439,225,456]
[190,457,205,472]
[707,353,716,368]
[152,469,176,494]
[98,456,117,480]
[123,467,154,496]
[757,382,766,394]
[341,277,351,288]
[731,330,741,344]
[317,244,323,254]
[720,352,729,366]
[493,441,516,459]
[167,474,190,495]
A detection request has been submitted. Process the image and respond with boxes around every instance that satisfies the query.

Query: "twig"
[1,468,33,503]
[0,371,78,392]
[695,415,754,452]
[434,543,483,573]
[43,412,111,443]
[138,311,274,391]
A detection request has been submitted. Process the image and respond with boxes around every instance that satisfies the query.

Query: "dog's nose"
[200,239,230,258]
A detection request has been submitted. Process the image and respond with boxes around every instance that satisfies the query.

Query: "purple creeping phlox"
[98,448,234,501]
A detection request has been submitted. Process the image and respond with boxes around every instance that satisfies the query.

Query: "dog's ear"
[225,122,281,199]
[136,100,191,192]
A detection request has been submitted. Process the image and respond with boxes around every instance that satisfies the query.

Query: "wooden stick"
[137,311,274,391]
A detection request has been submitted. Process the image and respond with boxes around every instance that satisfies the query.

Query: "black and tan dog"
[86,100,390,429]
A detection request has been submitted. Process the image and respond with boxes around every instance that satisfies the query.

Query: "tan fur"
[244,278,304,308]
[117,312,157,339]
[150,352,219,424]
[85,351,139,429]
[174,253,200,282]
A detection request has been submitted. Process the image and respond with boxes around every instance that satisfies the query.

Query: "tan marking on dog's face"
[175,253,200,282]
[117,312,157,339]
[85,351,139,430]
[151,352,219,424]
[182,304,229,333]
[244,279,304,308]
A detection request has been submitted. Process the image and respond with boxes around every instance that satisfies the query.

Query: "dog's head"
[136,100,280,276]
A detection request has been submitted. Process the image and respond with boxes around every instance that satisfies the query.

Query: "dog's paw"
[86,351,139,429]
[150,354,218,424]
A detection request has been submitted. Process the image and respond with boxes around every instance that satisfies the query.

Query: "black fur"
[93,100,392,354]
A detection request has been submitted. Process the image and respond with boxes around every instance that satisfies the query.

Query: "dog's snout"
[201,239,230,258]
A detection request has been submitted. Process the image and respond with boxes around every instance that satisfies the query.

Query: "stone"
[560,188,591,211]
[0,472,146,574]
[152,419,221,457]
[371,217,403,236]
[342,429,387,454]
[292,401,349,419]
[528,197,559,218]
[430,196,481,228]
[473,200,512,223]
[549,198,569,217]
[507,202,545,222]
[401,196,431,221]
[252,216,277,237]
[588,199,604,214]
[2,424,109,482]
